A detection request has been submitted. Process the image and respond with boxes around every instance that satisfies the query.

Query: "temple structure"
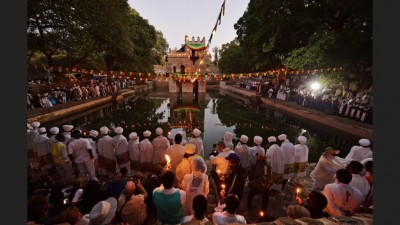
[166,35,209,93]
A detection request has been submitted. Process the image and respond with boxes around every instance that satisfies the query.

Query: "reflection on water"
[43,89,359,162]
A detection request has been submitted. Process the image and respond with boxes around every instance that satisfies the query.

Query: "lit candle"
[217,169,221,177]
[296,188,301,197]
[259,211,264,218]
[221,184,225,191]
[165,154,171,170]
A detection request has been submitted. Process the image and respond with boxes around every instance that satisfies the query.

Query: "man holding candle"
[222,153,246,200]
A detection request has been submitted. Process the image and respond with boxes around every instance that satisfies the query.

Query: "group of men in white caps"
[309,138,373,216]
[27,121,208,182]
[28,120,373,221]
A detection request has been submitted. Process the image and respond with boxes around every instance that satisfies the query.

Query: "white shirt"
[322,182,363,216]
[212,211,247,225]
[266,144,285,174]
[280,139,295,179]
[128,139,140,161]
[68,138,92,163]
[345,146,373,162]
[188,137,204,158]
[98,135,114,160]
[152,135,170,164]
[349,174,371,201]
[140,138,154,163]
[310,153,345,190]
[235,143,251,168]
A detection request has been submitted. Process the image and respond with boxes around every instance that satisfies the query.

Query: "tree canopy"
[218,0,372,85]
[27,0,168,73]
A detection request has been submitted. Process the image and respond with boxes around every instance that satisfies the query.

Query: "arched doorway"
[193,79,199,94]
[180,65,185,74]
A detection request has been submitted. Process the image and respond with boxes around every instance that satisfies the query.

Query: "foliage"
[27,0,168,73]
[218,0,372,85]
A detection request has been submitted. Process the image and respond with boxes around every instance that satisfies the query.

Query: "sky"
[128,0,249,56]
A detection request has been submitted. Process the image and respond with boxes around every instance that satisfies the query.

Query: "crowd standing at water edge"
[27,121,373,224]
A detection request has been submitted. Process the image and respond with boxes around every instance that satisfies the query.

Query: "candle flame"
[217,170,221,174]
[221,184,225,189]
[260,211,264,217]
[296,188,300,193]
[165,154,171,164]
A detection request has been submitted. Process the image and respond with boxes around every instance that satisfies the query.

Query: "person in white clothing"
[210,140,234,175]
[234,135,251,175]
[310,147,346,191]
[112,127,129,176]
[188,128,204,158]
[345,139,373,162]
[49,127,60,146]
[266,136,285,192]
[223,131,234,150]
[292,135,309,184]
[181,157,209,216]
[212,194,247,224]
[33,127,53,173]
[278,134,295,189]
[322,169,363,216]
[68,130,96,180]
[181,195,209,223]
[152,127,170,167]
[128,132,140,175]
[347,161,370,201]
[97,126,116,179]
[166,133,185,175]
[140,130,153,175]
[249,136,265,168]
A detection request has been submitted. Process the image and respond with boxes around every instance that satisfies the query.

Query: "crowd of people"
[27,120,373,224]
[27,80,134,110]
[238,79,373,124]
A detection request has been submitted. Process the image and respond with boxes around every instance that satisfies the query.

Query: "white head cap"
[278,134,287,141]
[240,135,249,144]
[143,130,151,137]
[89,130,99,137]
[31,121,40,129]
[49,127,59,135]
[254,136,263,145]
[38,127,47,134]
[298,136,307,144]
[268,136,277,143]
[62,125,74,132]
[100,126,109,135]
[129,132,138,140]
[156,127,163,135]
[359,139,370,147]
[114,127,123,134]
[192,128,201,137]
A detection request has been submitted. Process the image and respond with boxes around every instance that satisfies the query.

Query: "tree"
[218,39,246,73]
[229,0,372,85]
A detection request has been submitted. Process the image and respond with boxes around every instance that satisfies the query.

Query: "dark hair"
[174,133,182,144]
[71,129,81,139]
[348,160,364,174]
[161,170,175,189]
[307,191,328,210]
[225,194,240,214]
[336,169,352,184]
[55,133,65,142]
[192,195,208,219]
[364,160,373,174]
[213,144,217,148]
[217,140,226,148]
